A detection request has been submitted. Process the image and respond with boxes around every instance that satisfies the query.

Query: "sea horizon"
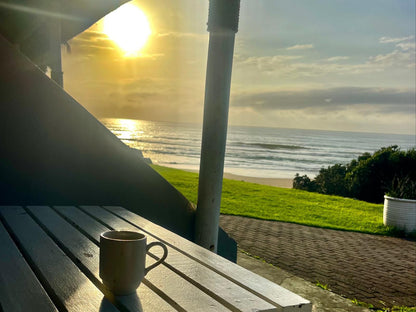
[100,117,415,179]
[99,116,415,137]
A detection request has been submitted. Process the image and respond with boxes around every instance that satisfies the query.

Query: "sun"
[103,3,151,57]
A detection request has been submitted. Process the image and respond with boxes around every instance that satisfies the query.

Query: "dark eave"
[0,0,128,64]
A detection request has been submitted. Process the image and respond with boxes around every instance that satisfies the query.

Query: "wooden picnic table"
[0,205,311,311]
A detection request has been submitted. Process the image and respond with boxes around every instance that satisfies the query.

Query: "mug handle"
[145,241,168,274]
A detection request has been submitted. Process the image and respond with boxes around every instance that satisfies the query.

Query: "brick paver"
[220,215,416,308]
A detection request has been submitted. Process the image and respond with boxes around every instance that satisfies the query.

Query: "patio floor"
[220,215,416,310]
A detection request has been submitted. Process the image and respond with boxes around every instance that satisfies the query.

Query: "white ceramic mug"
[99,230,168,295]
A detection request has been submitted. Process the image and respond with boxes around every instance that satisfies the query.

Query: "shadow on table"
[100,293,143,312]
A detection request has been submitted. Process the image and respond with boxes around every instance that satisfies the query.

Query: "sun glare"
[103,3,151,57]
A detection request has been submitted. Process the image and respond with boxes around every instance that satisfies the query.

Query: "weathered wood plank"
[0,206,119,312]
[53,205,184,311]
[52,205,110,241]
[104,206,312,312]
[79,205,277,312]
[0,218,58,312]
[55,205,232,312]
[28,205,177,312]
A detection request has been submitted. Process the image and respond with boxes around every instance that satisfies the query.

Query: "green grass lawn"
[151,165,392,235]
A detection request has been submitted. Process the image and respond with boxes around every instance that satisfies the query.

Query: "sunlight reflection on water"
[100,118,415,179]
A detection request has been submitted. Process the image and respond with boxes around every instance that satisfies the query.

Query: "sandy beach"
[184,169,293,188]
[222,172,293,188]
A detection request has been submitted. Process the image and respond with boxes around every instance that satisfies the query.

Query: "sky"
[62,0,416,135]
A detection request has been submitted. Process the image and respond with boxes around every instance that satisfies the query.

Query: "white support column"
[195,0,240,252]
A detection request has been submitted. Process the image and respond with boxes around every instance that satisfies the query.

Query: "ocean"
[100,118,415,179]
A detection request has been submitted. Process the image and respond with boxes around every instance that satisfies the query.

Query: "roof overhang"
[0,0,128,64]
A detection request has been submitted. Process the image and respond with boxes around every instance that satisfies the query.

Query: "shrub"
[387,176,416,200]
[347,146,416,203]
[314,164,349,197]
[293,174,317,191]
[294,146,416,203]
[293,165,350,196]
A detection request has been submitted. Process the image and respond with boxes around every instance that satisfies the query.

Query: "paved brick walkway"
[220,215,416,309]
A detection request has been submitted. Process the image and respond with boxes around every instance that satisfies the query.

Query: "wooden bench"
[0,205,311,311]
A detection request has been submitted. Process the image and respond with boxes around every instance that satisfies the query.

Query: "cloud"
[236,55,374,77]
[286,44,314,50]
[231,87,415,114]
[369,43,415,68]
[374,36,416,67]
[236,55,303,72]
[67,29,119,57]
[230,103,415,135]
[236,41,415,78]
[396,42,416,52]
[326,56,350,62]
[379,36,414,44]
[156,32,204,39]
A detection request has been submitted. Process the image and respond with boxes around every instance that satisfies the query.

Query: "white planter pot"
[383,195,416,233]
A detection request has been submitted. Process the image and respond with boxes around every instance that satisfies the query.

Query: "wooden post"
[195,0,240,252]
[49,1,63,87]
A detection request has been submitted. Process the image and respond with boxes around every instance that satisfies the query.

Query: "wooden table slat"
[1,205,311,312]
[53,205,233,312]
[27,205,179,312]
[77,205,278,312]
[103,205,312,311]
[0,219,58,312]
[0,206,119,312]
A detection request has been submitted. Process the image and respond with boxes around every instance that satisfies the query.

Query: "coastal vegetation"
[151,165,394,236]
[293,146,416,203]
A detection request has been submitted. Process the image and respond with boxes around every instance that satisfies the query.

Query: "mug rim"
[101,230,145,241]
